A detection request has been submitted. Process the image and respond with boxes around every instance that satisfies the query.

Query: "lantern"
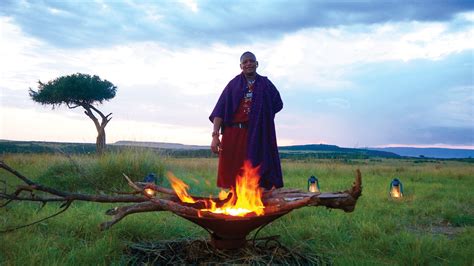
[144,184,157,198]
[143,173,157,184]
[389,178,403,198]
[308,176,320,193]
[144,188,156,197]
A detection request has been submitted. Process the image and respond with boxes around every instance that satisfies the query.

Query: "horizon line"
[2,138,473,150]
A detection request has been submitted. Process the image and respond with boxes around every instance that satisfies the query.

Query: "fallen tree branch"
[1,160,362,234]
[100,201,164,230]
[0,161,147,204]
[0,200,73,233]
[0,160,150,232]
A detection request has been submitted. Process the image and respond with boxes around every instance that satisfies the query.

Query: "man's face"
[240,57,258,75]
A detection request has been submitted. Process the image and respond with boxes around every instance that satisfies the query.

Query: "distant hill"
[0,140,97,154]
[279,144,400,159]
[114,141,400,159]
[113,141,207,150]
[1,140,472,159]
[369,147,474,159]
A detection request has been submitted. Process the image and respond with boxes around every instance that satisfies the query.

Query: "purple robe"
[210,73,283,189]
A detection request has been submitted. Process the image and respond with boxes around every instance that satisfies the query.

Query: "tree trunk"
[96,128,106,155]
[82,104,112,155]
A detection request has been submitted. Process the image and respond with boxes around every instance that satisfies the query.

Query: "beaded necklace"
[243,79,254,114]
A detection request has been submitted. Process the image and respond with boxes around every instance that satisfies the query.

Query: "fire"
[218,190,230,200]
[166,161,265,217]
[166,172,196,203]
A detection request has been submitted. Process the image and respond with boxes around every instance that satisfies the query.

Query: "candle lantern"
[308,175,320,193]
[143,173,157,197]
[389,178,403,198]
[144,184,157,198]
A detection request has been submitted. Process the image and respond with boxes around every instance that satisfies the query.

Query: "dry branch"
[1,160,362,233]
[101,201,164,230]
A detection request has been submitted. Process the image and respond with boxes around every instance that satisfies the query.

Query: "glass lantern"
[308,175,320,193]
[389,178,404,198]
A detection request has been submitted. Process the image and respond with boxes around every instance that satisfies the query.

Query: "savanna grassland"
[0,150,473,265]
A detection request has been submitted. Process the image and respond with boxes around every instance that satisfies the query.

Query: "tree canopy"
[29,73,116,107]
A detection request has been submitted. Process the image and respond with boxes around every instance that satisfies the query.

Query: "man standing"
[209,51,283,190]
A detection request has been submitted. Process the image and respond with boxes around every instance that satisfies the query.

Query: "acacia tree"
[29,73,117,154]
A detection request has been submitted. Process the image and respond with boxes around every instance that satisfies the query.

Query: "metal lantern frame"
[389,178,404,198]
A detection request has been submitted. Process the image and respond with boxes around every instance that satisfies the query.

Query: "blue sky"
[0,0,473,148]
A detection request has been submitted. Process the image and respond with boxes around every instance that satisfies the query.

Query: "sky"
[0,0,473,149]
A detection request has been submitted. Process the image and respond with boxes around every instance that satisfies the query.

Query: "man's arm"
[268,80,283,114]
[211,117,223,154]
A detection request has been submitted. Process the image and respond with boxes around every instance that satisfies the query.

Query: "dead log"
[1,160,362,233]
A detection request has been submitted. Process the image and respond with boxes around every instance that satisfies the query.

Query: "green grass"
[1,152,473,265]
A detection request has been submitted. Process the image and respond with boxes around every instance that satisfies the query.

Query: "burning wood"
[165,161,266,217]
[0,160,362,249]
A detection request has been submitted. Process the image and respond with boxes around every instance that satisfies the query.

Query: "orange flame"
[167,161,265,217]
[218,190,230,200]
[221,161,264,216]
[166,172,196,203]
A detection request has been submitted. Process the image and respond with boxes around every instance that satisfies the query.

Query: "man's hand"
[211,117,223,154]
[211,136,221,154]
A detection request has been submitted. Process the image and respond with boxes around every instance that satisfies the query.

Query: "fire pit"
[0,160,362,250]
[131,161,363,249]
[178,210,291,249]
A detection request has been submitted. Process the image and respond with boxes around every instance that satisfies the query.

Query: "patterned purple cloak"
[209,73,283,189]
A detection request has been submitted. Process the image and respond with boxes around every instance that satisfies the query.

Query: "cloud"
[1,1,473,48]
[402,126,474,146]
[179,0,199,13]
[317,98,351,109]
[1,5,473,148]
[432,86,474,127]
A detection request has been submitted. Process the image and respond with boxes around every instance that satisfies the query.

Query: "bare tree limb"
[1,159,362,233]
[123,173,141,192]
[0,161,147,204]
[0,200,73,233]
[0,161,36,186]
[83,106,101,131]
[66,103,81,109]
[100,202,163,230]
[89,104,108,121]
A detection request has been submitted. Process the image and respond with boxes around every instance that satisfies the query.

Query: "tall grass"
[0,153,473,265]
[5,148,166,192]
